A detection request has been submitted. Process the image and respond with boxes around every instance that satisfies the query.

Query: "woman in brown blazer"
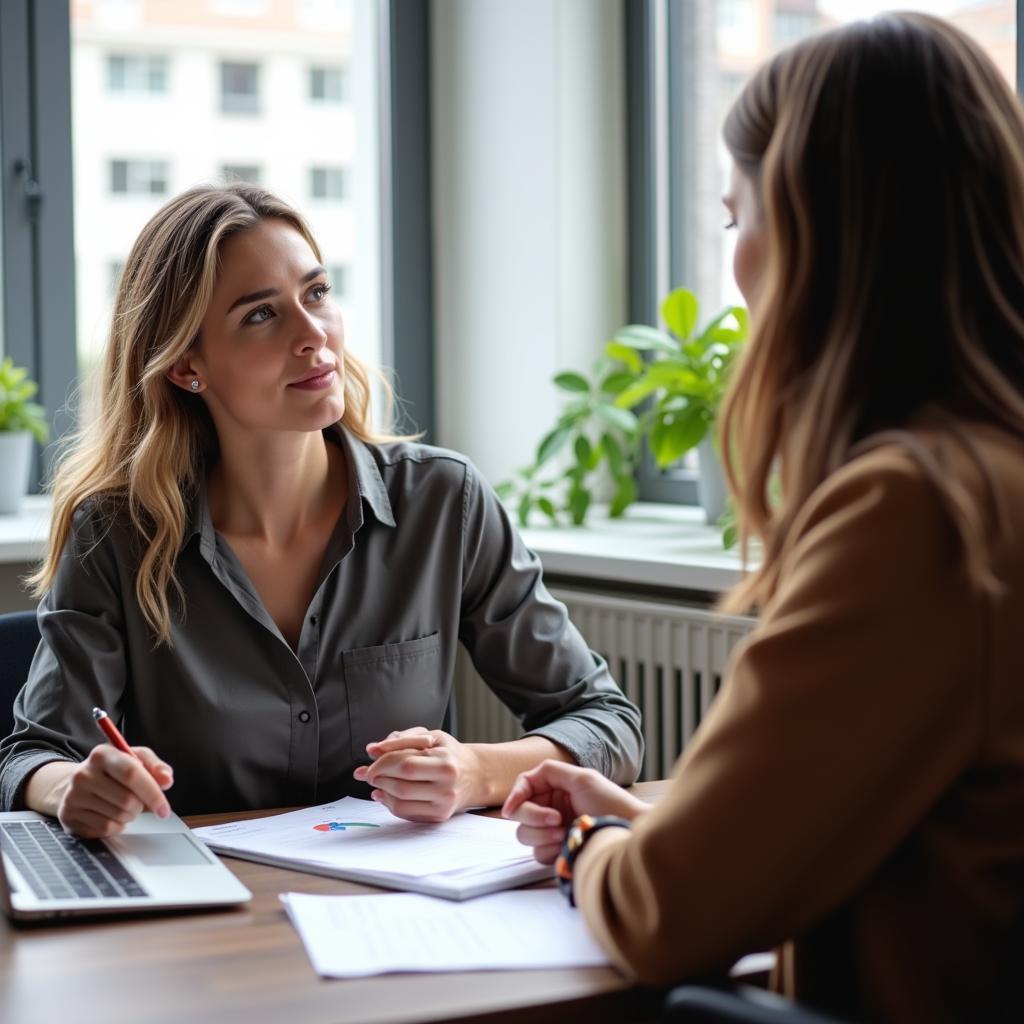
[503,13,1024,1022]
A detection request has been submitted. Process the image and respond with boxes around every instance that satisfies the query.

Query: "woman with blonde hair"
[504,13,1024,1021]
[0,184,642,834]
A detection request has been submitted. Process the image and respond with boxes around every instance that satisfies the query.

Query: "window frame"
[628,0,1024,505]
[0,0,78,486]
[0,0,434,492]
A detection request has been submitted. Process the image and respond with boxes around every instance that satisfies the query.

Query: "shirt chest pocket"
[342,632,446,761]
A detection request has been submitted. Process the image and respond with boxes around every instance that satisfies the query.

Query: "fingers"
[505,797,562,828]
[370,788,456,823]
[514,821,566,850]
[132,746,175,790]
[365,733,438,758]
[502,759,598,819]
[90,747,171,818]
[357,749,455,786]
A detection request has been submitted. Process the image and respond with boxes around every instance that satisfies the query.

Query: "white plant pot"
[0,431,33,515]
[697,433,728,526]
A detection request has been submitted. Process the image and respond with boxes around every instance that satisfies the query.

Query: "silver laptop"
[0,810,251,920]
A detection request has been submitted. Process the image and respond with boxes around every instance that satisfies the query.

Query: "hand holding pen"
[51,708,175,838]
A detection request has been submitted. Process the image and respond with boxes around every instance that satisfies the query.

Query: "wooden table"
[0,782,669,1024]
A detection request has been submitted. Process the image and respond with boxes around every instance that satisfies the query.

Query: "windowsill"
[0,496,752,595]
[517,502,751,594]
[0,495,51,563]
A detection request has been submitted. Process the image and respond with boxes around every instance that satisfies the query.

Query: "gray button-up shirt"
[0,427,642,814]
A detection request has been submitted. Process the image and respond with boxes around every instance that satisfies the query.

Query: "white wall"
[431,0,627,485]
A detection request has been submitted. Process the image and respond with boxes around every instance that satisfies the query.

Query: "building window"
[310,166,347,200]
[309,65,346,103]
[107,54,169,94]
[326,264,349,297]
[220,61,260,114]
[221,164,261,185]
[109,159,170,196]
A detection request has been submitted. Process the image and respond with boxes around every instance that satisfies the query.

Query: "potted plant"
[497,287,747,530]
[0,358,49,515]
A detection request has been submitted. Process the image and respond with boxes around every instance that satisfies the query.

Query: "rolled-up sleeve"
[456,461,643,783]
[0,507,130,810]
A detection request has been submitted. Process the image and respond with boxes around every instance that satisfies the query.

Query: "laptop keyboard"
[0,820,148,900]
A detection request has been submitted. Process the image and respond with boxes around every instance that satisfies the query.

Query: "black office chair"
[661,984,847,1024]
[0,610,40,734]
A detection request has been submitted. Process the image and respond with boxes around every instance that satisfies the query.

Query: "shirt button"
[298,711,311,723]
[310,615,318,626]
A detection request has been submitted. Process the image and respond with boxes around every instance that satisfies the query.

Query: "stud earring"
[190,380,200,392]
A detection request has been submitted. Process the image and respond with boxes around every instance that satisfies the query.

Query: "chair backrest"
[0,610,40,735]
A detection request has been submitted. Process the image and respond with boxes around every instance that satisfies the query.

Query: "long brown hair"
[31,184,410,643]
[718,13,1024,613]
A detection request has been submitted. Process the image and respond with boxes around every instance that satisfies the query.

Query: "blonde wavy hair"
[717,13,1024,614]
[31,183,410,644]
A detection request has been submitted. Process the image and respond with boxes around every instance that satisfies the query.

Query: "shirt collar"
[183,422,396,552]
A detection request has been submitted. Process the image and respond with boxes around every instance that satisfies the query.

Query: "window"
[108,261,125,299]
[221,164,261,185]
[631,0,1018,504]
[65,0,399,434]
[219,61,260,114]
[773,9,820,47]
[310,166,347,200]
[106,54,168,94]
[109,159,169,196]
[310,65,347,103]
[326,265,349,297]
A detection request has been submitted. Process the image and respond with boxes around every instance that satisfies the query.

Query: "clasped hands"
[353,726,482,822]
[356,725,648,858]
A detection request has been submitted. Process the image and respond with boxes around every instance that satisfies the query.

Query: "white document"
[281,889,612,977]
[192,798,552,900]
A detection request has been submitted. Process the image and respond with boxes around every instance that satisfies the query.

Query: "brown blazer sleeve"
[573,453,987,984]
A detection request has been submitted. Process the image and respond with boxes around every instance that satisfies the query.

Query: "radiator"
[454,586,757,781]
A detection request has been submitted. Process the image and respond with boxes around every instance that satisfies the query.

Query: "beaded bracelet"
[555,813,632,906]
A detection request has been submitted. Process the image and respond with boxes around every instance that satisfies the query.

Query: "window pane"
[71,0,381,425]
[219,61,260,114]
[221,164,261,185]
[651,0,1016,496]
[310,65,346,102]
[676,0,1017,316]
[310,166,347,200]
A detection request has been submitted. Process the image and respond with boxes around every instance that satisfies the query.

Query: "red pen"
[92,707,137,758]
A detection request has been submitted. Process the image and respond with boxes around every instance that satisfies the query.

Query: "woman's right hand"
[501,759,649,864]
[56,745,174,838]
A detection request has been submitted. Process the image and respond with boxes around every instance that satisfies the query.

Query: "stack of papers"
[280,889,612,977]
[193,798,552,900]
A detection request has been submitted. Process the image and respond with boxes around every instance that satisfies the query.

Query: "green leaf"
[612,324,679,354]
[552,371,590,393]
[604,342,643,374]
[595,403,638,435]
[609,473,637,518]
[537,496,559,523]
[650,405,708,467]
[613,378,659,409]
[568,486,591,525]
[661,288,699,342]
[722,523,739,550]
[644,361,709,397]
[601,432,624,473]
[573,434,593,468]
[517,494,533,527]
[536,424,573,466]
[599,371,636,395]
[495,480,516,501]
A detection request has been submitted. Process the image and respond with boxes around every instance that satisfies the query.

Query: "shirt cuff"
[524,717,612,776]
[0,751,77,811]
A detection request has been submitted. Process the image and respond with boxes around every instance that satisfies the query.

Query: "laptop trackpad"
[112,833,211,867]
